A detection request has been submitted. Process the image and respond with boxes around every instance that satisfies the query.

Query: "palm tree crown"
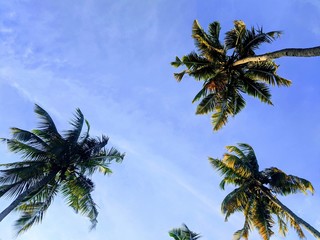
[0,104,125,234]
[172,20,291,131]
[169,224,201,240]
[210,143,319,240]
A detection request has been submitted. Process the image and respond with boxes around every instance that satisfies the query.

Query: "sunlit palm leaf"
[222,186,248,221]
[252,198,274,240]
[211,105,229,131]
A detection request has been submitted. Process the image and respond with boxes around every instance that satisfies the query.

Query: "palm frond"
[174,70,187,82]
[192,86,208,103]
[241,77,273,105]
[252,199,274,240]
[169,224,201,240]
[228,87,246,115]
[269,198,306,239]
[78,119,91,147]
[245,61,291,87]
[14,183,58,235]
[196,93,218,115]
[276,214,288,237]
[4,139,49,162]
[209,157,247,188]
[211,105,229,131]
[223,154,253,178]
[34,104,61,140]
[234,196,254,240]
[207,21,223,49]
[171,56,183,68]
[225,145,246,159]
[10,128,48,150]
[225,20,247,51]
[222,186,249,221]
[234,215,252,240]
[264,167,314,195]
[0,167,47,199]
[177,52,217,81]
[60,174,98,229]
[192,20,224,61]
[64,108,84,144]
[219,176,245,190]
[241,27,282,57]
[288,217,305,238]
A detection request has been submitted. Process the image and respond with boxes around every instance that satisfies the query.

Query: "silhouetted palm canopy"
[0,104,124,234]
[172,20,291,131]
[169,224,201,240]
[210,143,319,240]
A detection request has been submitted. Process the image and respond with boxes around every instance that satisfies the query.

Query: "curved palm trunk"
[266,192,320,239]
[233,46,320,66]
[0,171,57,222]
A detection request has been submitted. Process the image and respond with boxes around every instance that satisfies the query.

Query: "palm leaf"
[64,108,84,144]
[34,104,61,140]
[241,77,273,105]
[222,186,249,220]
[192,86,208,103]
[209,157,246,185]
[245,61,291,87]
[60,174,98,229]
[192,20,224,61]
[4,139,49,162]
[169,224,201,240]
[252,199,274,240]
[207,21,223,49]
[195,93,218,114]
[264,167,314,195]
[14,184,58,235]
[225,20,246,51]
[10,128,48,150]
[241,27,282,56]
[211,105,229,131]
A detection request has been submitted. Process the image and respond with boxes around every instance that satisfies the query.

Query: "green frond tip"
[174,71,186,82]
[211,108,228,131]
[267,30,283,39]
[171,56,183,68]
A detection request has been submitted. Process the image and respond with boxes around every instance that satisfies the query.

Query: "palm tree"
[0,104,124,234]
[169,224,201,240]
[210,143,320,240]
[172,20,319,131]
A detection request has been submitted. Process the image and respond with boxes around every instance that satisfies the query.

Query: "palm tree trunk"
[266,192,320,239]
[233,46,320,66]
[0,171,57,222]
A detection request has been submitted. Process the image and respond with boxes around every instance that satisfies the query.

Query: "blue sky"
[0,0,320,239]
